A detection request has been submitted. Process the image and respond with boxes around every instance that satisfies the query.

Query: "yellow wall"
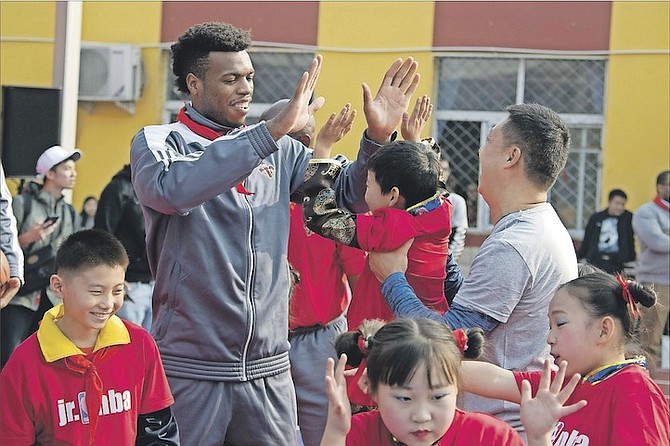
[4,1,668,215]
[0,2,163,210]
[0,2,56,88]
[603,1,670,211]
[0,2,57,196]
[74,2,163,210]
[316,2,435,158]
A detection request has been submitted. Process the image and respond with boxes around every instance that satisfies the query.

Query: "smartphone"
[43,215,59,226]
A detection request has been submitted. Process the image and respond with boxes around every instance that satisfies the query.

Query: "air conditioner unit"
[78,43,142,102]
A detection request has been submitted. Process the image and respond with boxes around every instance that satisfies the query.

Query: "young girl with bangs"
[320,318,585,446]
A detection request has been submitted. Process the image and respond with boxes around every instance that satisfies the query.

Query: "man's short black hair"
[657,170,670,185]
[367,141,441,209]
[608,189,627,201]
[171,22,252,94]
[502,103,571,191]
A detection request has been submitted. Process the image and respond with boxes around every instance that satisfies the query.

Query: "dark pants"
[588,255,624,275]
[0,288,53,368]
[444,253,465,305]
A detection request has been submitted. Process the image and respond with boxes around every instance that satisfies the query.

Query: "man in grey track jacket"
[633,170,670,369]
[130,22,419,446]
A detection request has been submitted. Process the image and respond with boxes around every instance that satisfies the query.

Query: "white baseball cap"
[35,145,82,179]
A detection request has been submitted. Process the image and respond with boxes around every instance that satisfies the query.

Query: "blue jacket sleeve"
[381,272,498,332]
[444,253,464,305]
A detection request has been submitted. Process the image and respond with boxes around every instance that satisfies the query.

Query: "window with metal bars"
[163,49,314,124]
[435,55,606,236]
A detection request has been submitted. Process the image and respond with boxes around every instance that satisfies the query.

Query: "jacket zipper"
[241,182,255,381]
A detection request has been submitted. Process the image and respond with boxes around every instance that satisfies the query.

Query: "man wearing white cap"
[1,145,81,368]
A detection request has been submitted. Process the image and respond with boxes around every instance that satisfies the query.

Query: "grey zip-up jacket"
[633,199,670,285]
[130,106,378,381]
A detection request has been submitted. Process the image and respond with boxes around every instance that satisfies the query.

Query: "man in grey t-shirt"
[369,103,578,433]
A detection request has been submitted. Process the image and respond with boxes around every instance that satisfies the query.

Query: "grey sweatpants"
[168,370,298,446]
[289,315,347,446]
[641,283,670,364]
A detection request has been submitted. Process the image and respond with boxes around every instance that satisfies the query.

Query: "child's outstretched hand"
[401,95,432,142]
[313,104,357,159]
[521,359,587,446]
[320,354,352,446]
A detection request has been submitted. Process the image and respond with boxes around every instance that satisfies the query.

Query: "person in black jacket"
[577,189,636,274]
[94,164,154,330]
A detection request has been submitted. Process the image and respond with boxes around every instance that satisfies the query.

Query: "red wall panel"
[161,2,318,45]
[434,1,611,51]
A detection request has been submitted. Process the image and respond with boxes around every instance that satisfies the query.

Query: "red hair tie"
[616,274,640,321]
[452,329,468,354]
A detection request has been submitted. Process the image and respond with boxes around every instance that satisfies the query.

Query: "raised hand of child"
[313,104,357,159]
[20,220,57,246]
[522,359,587,446]
[362,57,420,144]
[320,354,352,446]
[401,95,432,142]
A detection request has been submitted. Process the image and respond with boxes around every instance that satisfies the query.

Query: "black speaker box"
[1,86,62,177]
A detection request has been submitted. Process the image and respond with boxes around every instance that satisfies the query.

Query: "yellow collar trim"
[37,304,131,363]
[581,356,646,384]
[406,193,441,213]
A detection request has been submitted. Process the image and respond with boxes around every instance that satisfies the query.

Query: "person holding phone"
[43,215,59,227]
[1,145,81,368]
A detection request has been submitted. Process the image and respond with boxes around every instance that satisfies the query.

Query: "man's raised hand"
[267,55,325,140]
[363,57,420,144]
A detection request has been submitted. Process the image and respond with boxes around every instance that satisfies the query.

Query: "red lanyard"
[63,349,113,445]
[653,197,670,211]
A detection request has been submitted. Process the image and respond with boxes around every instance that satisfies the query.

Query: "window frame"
[161,47,315,125]
[433,53,606,236]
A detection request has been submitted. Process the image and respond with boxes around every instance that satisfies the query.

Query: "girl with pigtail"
[461,270,670,445]
[333,319,484,413]
[321,318,585,446]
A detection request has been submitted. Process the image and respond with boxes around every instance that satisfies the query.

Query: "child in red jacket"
[302,96,451,408]
[303,95,451,330]
[320,318,585,446]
